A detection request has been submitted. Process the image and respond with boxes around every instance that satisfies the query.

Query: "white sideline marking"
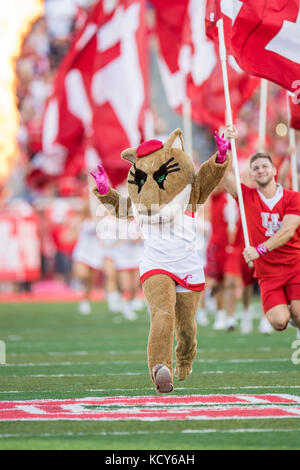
[182,428,300,434]
[8,373,143,377]
[220,386,300,390]
[5,361,134,367]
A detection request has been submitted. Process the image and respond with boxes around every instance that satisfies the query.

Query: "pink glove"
[90,165,109,195]
[214,131,231,163]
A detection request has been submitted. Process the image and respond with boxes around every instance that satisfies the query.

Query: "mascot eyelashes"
[91,128,230,393]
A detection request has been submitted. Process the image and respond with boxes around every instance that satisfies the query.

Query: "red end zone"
[1,395,300,421]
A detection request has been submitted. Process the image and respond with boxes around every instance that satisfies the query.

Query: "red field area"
[1,395,300,421]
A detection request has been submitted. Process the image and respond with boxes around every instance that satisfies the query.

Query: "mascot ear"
[121,147,137,164]
[164,128,185,152]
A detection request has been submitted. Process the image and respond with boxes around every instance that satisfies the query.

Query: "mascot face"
[122,129,195,224]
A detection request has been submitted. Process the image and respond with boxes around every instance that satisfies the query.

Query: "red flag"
[153,0,259,130]
[205,0,234,51]
[150,0,189,75]
[231,0,300,92]
[149,0,189,112]
[186,1,259,129]
[205,0,243,54]
[205,0,219,43]
[187,53,260,130]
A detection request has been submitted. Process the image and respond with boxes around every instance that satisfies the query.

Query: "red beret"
[136,139,163,158]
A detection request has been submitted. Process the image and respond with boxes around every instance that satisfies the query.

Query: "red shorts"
[259,271,300,313]
[224,246,240,276]
[240,256,255,287]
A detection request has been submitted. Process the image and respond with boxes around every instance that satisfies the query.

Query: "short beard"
[256,176,273,189]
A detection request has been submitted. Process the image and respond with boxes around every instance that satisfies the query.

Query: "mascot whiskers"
[91,129,230,393]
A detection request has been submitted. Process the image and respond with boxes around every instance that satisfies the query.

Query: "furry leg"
[174,290,202,381]
[142,274,176,388]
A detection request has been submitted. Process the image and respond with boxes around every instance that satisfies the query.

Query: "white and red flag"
[40,0,148,189]
[42,4,98,178]
[91,0,148,187]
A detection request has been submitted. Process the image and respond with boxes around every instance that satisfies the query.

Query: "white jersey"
[139,210,205,292]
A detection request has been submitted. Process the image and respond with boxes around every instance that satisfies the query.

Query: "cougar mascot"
[91,129,230,393]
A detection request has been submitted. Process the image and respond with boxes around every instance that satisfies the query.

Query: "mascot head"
[121,128,195,224]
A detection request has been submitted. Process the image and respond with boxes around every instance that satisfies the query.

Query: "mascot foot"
[152,364,173,393]
[174,364,192,381]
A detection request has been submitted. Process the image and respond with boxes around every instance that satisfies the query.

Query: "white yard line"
[1,428,300,438]
[1,385,300,395]
[7,373,143,377]
[4,361,135,367]
[4,370,299,377]
[3,358,290,367]
[182,428,300,434]
[8,347,274,356]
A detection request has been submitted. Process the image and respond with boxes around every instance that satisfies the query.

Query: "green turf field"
[0,298,300,450]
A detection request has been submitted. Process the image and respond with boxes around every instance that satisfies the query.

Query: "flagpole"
[286,92,299,192]
[183,98,193,160]
[144,108,155,141]
[258,79,268,152]
[217,19,253,267]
